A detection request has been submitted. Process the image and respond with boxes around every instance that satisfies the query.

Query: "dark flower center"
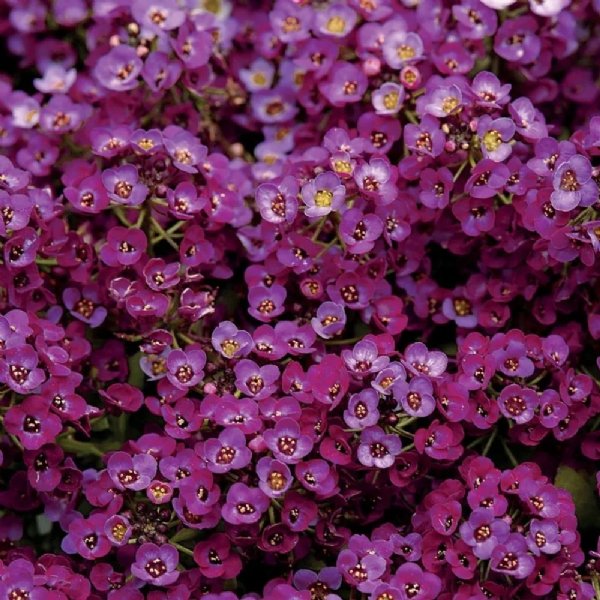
[145,558,167,578]
[23,415,41,433]
[277,435,297,455]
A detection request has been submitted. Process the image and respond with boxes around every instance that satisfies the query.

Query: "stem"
[172,542,194,557]
[482,427,497,457]
[325,335,364,346]
[501,438,518,467]
[150,217,179,251]
[452,160,469,182]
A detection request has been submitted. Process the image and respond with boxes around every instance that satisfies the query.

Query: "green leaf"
[554,465,600,528]
[171,528,199,544]
[127,352,145,388]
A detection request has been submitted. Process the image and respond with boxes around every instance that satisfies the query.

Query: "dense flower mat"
[0,0,600,598]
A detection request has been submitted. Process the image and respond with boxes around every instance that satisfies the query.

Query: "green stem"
[482,427,497,457]
[501,438,518,467]
[172,542,194,557]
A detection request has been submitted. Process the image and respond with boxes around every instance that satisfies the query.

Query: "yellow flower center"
[442,96,459,114]
[252,72,267,86]
[326,16,346,34]
[483,130,502,152]
[315,190,333,207]
[383,91,399,109]
[397,44,415,60]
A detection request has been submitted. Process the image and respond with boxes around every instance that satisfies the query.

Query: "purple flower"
[477,116,515,162]
[34,63,77,94]
[94,45,143,91]
[163,126,208,173]
[107,451,157,491]
[453,0,497,39]
[372,82,405,115]
[469,71,511,108]
[63,286,107,327]
[293,567,342,598]
[234,358,279,399]
[338,549,386,592]
[4,390,62,450]
[459,508,510,559]
[420,84,463,118]
[0,345,45,393]
[301,171,346,218]
[212,321,254,359]
[131,543,180,586]
[509,97,548,141]
[62,513,112,560]
[257,457,293,498]
[527,519,562,555]
[4,227,39,269]
[319,62,368,106]
[222,482,269,525]
[99,227,147,267]
[105,514,132,546]
[171,23,212,69]
[498,384,538,424]
[405,116,445,158]
[357,427,402,468]
[339,209,384,254]
[296,459,338,496]
[142,51,182,92]
[248,284,287,322]
[264,417,314,464]
[465,159,510,198]
[201,427,252,474]
[550,155,597,211]
[166,347,206,389]
[131,0,185,33]
[64,174,109,213]
[344,388,380,429]
[311,301,346,339]
[403,342,447,377]
[101,164,148,206]
[393,376,436,418]
[382,30,424,68]
[390,563,441,600]
[490,534,535,579]
[251,88,299,123]
[494,17,541,64]
[270,2,313,43]
[342,339,390,377]
[255,176,299,224]
[315,3,357,37]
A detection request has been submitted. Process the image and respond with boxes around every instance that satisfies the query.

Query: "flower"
[107,451,157,491]
[94,45,143,91]
[131,543,180,586]
[550,155,597,211]
[357,427,402,468]
[301,171,346,218]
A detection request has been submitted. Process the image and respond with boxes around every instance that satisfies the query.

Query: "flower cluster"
[0,0,599,598]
